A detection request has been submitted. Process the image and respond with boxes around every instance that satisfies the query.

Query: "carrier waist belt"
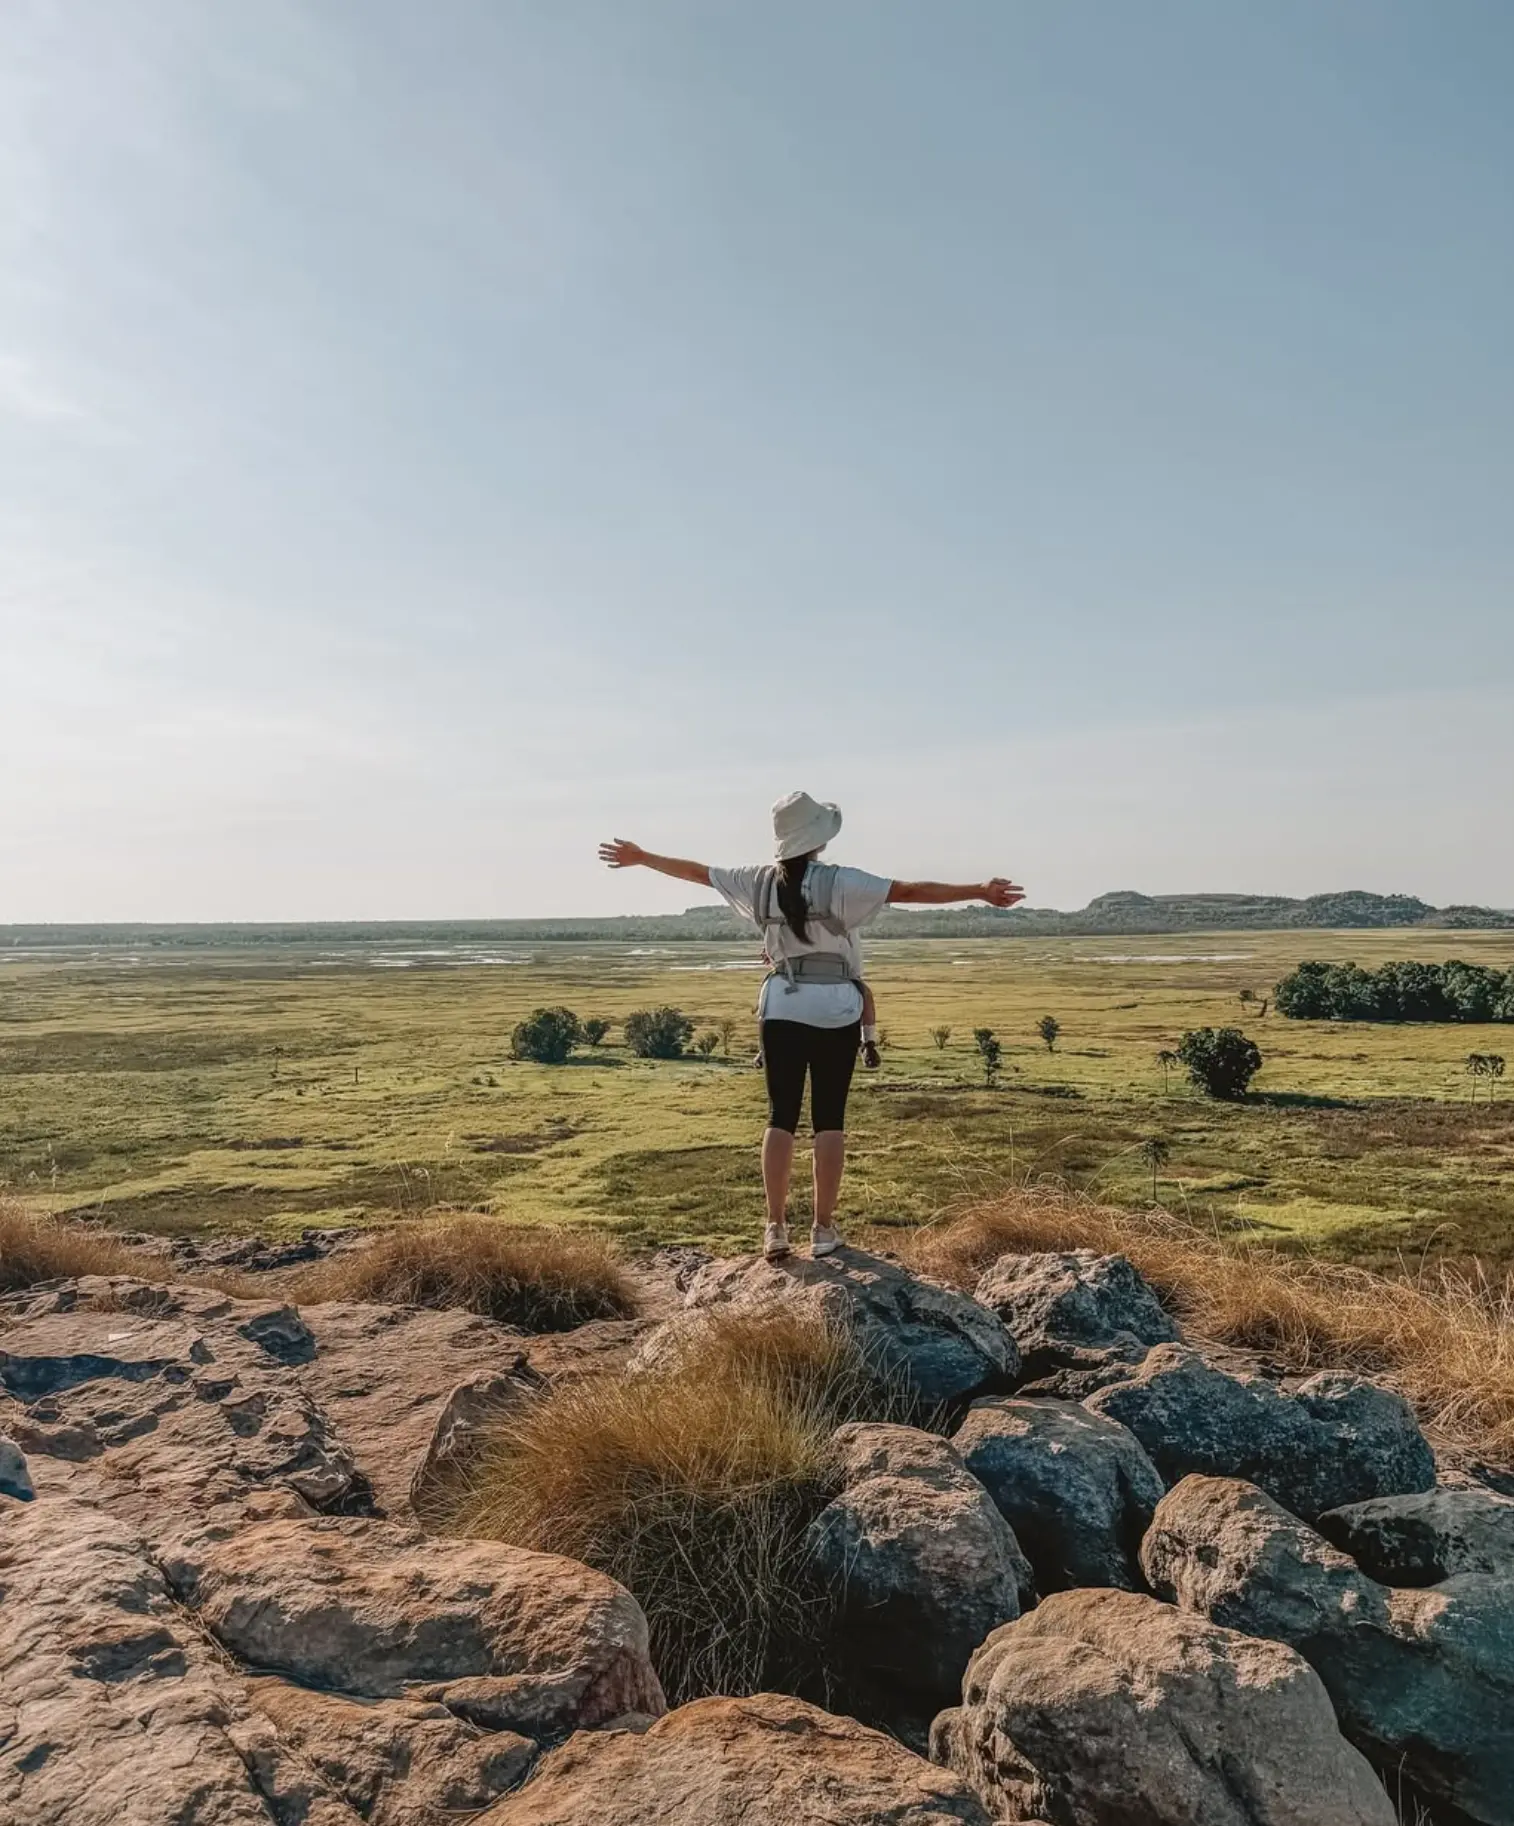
[765,953,858,991]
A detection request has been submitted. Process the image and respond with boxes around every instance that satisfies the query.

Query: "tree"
[1176,1027,1263,1100]
[581,1017,611,1047]
[1140,1135,1171,1203]
[624,1006,695,1059]
[1466,1053,1489,1102]
[1489,1055,1507,1100]
[694,1031,720,1057]
[931,1025,952,1050]
[1155,1049,1180,1094]
[1037,1016,1060,1053]
[974,1027,1003,1088]
[1238,988,1256,1007]
[717,1017,738,1056]
[510,1007,583,1064]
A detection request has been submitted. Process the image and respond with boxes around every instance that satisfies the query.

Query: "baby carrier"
[751,862,858,998]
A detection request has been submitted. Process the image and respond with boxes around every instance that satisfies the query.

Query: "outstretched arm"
[888,876,1025,907]
[598,838,711,889]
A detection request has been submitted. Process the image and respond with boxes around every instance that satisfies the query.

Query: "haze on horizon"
[3,2,1511,924]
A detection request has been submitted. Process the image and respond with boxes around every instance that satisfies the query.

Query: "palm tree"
[1155,1049,1180,1094]
[1140,1135,1171,1204]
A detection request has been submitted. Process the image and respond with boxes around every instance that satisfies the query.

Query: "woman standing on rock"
[599,791,1023,1261]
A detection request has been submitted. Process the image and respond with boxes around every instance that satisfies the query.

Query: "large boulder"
[0,1433,34,1500]
[973,1250,1177,1380]
[930,1587,1394,1826]
[0,1495,534,1826]
[647,1247,1019,1410]
[1085,1344,1435,1522]
[0,1496,278,1826]
[163,1513,665,1741]
[1142,1474,1514,1826]
[1317,1485,1514,1585]
[953,1397,1164,1592]
[238,1677,535,1826]
[805,1422,1032,1714]
[482,1692,996,1824]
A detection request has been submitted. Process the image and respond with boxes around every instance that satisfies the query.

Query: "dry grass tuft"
[289,1218,637,1330]
[0,1200,143,1292]
[444,1305,912,1703]
[887,1187,1514,1465]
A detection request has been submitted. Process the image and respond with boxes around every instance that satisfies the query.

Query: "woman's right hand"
[598,839,648,869]
[982,877,1026,908]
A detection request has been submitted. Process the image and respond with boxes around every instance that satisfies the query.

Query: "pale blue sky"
[3,1,1511,920]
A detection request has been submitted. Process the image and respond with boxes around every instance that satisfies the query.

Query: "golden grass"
[0,1199,143,1291]
[444,1306,915,1703]
[288,1217,638,1330]
[887,1187,1514,1464]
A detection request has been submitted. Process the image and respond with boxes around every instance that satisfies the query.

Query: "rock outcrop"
[1316,1484,1514,1584]
[1142,1473,1514,1826]
[163,1513,665,1738]
[805,1422,1032,1716]
[644,1247,1020,1409]
[953,1396,1165,1592]
[974,1249,1178,1383]
[930,1587,1395,1826]
[484,1692,997,1824]
[1086,1343,1436,1521]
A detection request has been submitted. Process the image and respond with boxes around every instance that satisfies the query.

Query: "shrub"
[931,1025,952,1050]
[624,1007,694,1059]
[292,1218,637,1331]
[1037,1015,1060,1052]
[447,1307,918,1704]
[510,1007,583,1064]
[1177,1026,1262,1100]
[694,1031,720,1057]
[974,1027,1003,1087]
[581,1017,611,1047]
[0,1201,141,1291]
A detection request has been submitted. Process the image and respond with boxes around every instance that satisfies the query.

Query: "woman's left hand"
[599,838,647,869]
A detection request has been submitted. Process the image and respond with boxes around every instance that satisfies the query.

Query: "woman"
[599,791,1024,1261]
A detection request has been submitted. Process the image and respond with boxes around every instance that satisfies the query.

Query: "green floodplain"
[2,925,1512,1271]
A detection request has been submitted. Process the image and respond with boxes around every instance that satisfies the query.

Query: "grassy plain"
[2,927,1512,1271]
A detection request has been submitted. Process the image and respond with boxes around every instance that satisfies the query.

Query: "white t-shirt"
[709,862,893,1027]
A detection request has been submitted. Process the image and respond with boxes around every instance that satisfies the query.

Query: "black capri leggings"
[761,1019,861,1135]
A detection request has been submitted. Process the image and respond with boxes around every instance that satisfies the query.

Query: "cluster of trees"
[1274,959,1514,1024]
[931,1016,1060,1054]
[511,1006,738,1064]
[1466,1053,1506,1101]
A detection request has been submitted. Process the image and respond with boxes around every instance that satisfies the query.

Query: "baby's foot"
[862,1039,881,1070]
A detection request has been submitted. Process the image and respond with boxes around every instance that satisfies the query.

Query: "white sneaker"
[810,1223,842,1258]
[763,1223,791,1261]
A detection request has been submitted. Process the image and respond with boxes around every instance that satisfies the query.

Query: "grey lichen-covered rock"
[1142,1474,1514,1826]
[930,1587,1395,1826]
[0,1433,33,1500]
[805,1422,1033,1709]
[953,1397,1164,1592]
[651,1246,1020,1409]
[483,1692,996,1825]
[1085,1343,1435,1521]
[1317,1485,1514,1585]
[973,1250,1177,1377]
[163,1513,666,1741]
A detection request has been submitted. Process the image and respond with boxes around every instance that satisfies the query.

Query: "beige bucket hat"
[771,790,842,861]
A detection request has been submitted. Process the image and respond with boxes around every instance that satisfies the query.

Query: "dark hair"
[776,852,815,943]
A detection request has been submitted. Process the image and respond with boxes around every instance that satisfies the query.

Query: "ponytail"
[776,853,813,943]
